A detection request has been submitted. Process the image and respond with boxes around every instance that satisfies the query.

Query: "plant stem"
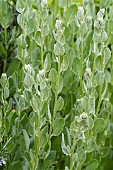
[96,86,102,116]
[30,34,32,62]
[70,137,76,170]
[92,54,96,84]
[3,25,8,73]
[35,112,41,170]
[80,37,83,96]
[111,45,113,84]
[48,56,61,140]
[41,36,44,69]
[66,0,68,24]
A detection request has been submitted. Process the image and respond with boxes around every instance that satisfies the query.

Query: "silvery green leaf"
[66,127,71,146]
[62,133,71,156]
[34,31,41,46]
[17,14,23,28]
[40,134,47,148]
[23,129,30,152]
[42,23,49,38]
[49,68,58,82]
[44,53,51,72]
[16,0,25,13]
[4,87,9,99]
[88,97,95,114]
[86,138,96,153]
[81,96,88,112]
[93,33,101,43]
[58,76,63,93]
[0,73,9,88]
[93,118,105,133]
[31,95,41,112]
[40,87,49,101]
[65,166,69,170]
[54,42,65,56]
[88,117,94,129]
[52,118,65,136]
[102,31,108,42]
[25,64,35,77]
[17,34,26,48]
[55,96,64,111]
[72,57,81,76]
[68,4,78,23]
[24,73,35,87]
[7,98,12,112]
[61,55,69,72]
[40,10,48,21]
[94,71,105,86]
[85,159,98,170]
[76,147,86,164]
[93,43,101,56]
[77,7,84,21]
[79,22,88,36]
[26,18,36,35]
[19,95,25,111]
[40,80,46,91]
[104,47,111,65]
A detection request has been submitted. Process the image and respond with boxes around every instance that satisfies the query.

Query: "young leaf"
[85,159,98,170]
[23,129,30,152]
[44,53,51,72]
[86,138,96,153]
[24,73,35,87]
[16,0,25,13]
[55,96,64,111]
[49,68,58,82]
[62,133,71,156]
[31,95,41,112]
[94,71,105,86]
[54,42,65,56]
[76,147,86,164]
[93,118,105,133]
[26,18,36,35]
[34,31,41,46]
[52,118,65,136]
[61,55,69,72]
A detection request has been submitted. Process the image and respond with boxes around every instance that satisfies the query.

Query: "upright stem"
[48,56,61,140]
[3,25,7,73]
[111,46,113,84]
[30,34,32,62]
[96,85,102,116]
[41,36,44,69]
[70,137,76,170]
[66,0,68,24]
[35,112,41,170]
[80,37,83,96]
[92,54,96,84]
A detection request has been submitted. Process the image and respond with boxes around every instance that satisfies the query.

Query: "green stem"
[48,56,61,140]
[111,46,113,84]
[41,37,44,69]
[48,93,57,140]
[96,86,102,116]
[80,37,83,96]
[3,26,8,73]
[35,113,41,170]
[30,34,32,62]
[70,137,76,170]
[66,0,68,24]
[92,54,96,84]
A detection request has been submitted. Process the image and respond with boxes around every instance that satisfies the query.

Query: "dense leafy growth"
[0,0,113,170]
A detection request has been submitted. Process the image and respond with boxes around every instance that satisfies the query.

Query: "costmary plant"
[0,0,113,170]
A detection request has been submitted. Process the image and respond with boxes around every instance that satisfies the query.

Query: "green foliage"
[0,0,113,170]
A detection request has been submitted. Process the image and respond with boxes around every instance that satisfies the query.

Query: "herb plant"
[0,0,113,170]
